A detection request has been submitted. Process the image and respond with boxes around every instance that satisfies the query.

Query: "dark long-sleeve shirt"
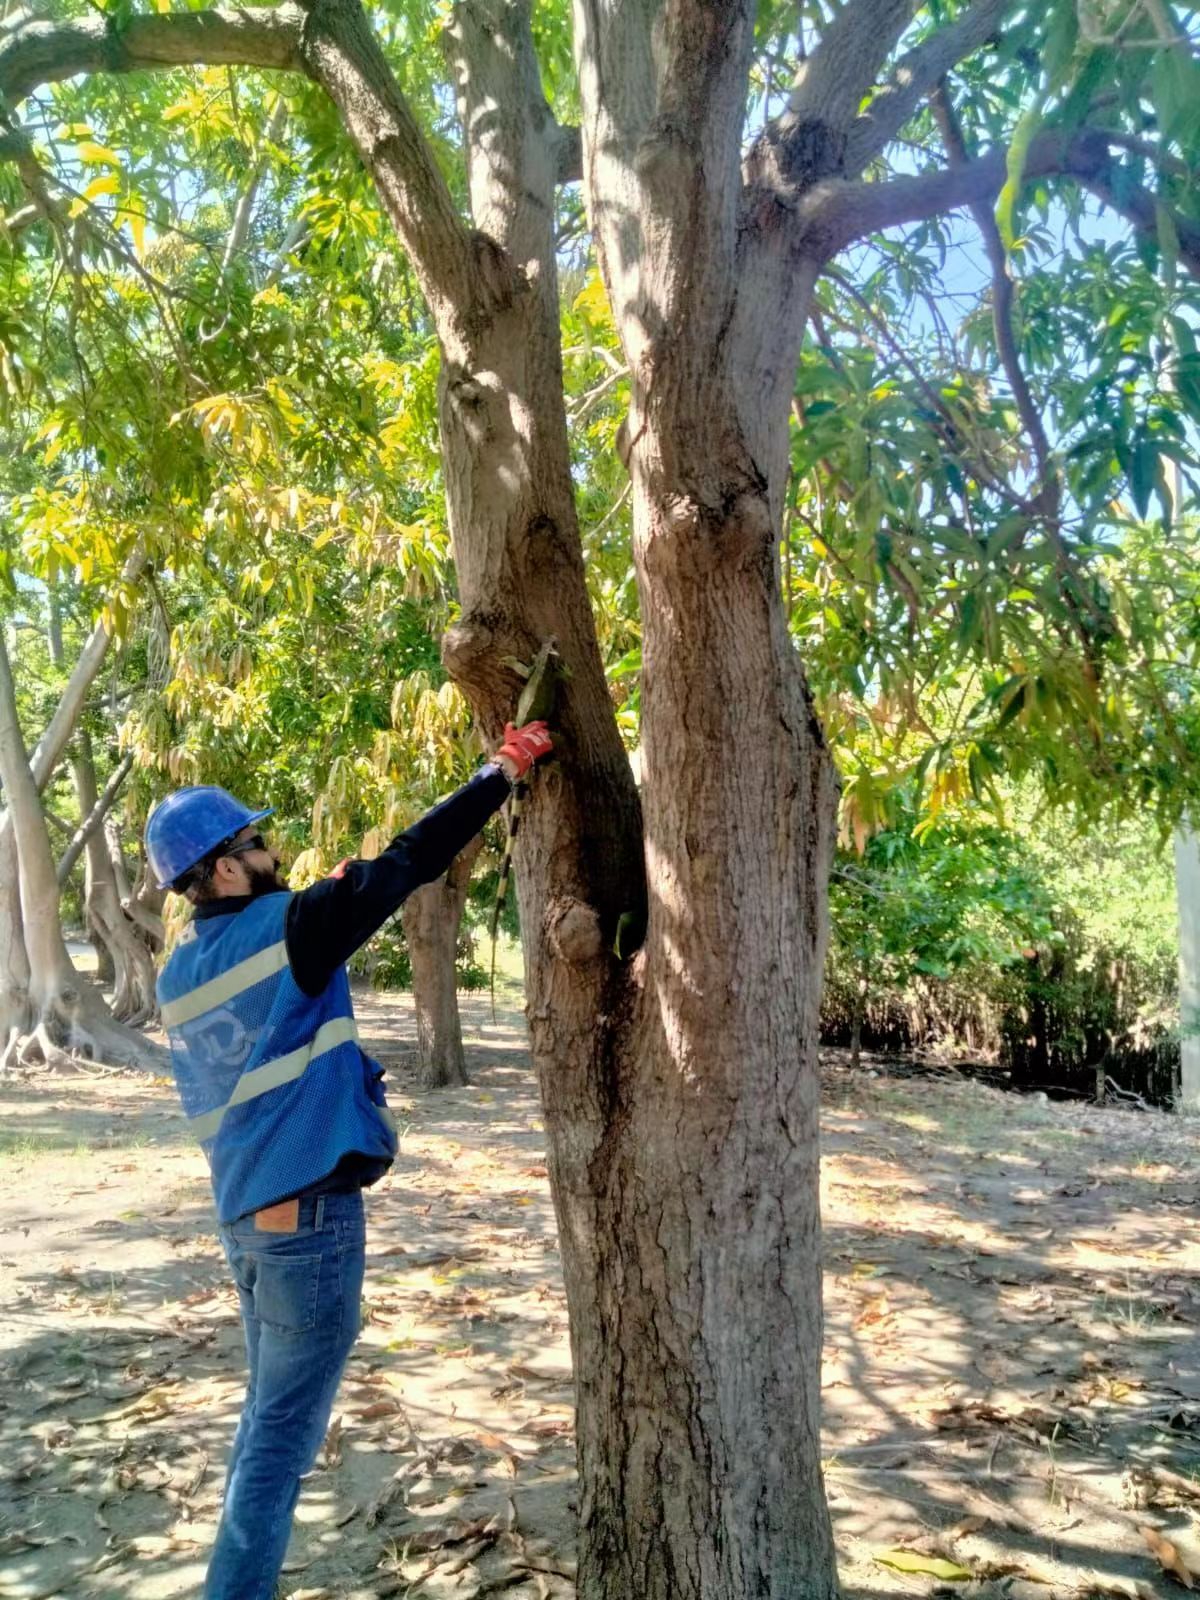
[191,763,510,987]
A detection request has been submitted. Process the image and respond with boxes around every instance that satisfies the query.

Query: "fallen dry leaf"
[852,1290,893,1332]
[356,1399,402,1420]
[946,1514,988,1540]
[1141,1525,1199,1589]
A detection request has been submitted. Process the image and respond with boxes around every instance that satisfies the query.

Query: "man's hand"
[494,720,553,782]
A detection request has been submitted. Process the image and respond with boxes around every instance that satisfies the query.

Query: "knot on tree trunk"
[633,123,696,192]
[442,614,532,727]
[747,117,847,192]
[643,484,774,575]
[468,230,524,322]
[546,896,604,966]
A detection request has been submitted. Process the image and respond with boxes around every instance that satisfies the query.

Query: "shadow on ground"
[1,992,1197,1599]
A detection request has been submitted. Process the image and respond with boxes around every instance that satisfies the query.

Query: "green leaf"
[1129,435,1158,521]
[996,93,1047,250]
[875,1549,972,1581]
[1151,45,1200,150]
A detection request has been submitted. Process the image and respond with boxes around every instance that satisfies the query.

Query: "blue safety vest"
[158,893,396,1223]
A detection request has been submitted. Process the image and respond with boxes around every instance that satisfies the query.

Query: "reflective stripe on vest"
[161,939,290,1028]
[187,1014,360,1141]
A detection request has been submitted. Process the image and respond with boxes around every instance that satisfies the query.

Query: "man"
[144,720,552,1600]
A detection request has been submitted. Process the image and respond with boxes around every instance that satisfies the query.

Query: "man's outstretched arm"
[285,722,552,995]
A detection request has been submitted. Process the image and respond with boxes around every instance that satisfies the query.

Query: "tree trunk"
[0,630,165,1071]
[71,731,158,1026]
[400,834,483,1088]
[0,547,144,868]
[0,825,31,1070]
[850,984,865,1071]
[306,4,836,1592]
[57,749,133,884]
[122,861,166,952]
[545,4,840,1593]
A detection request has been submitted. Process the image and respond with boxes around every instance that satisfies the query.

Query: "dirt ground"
[1,989,1198,1600]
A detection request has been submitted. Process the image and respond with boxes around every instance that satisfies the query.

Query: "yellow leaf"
[875,1550,972,1582]
[82,173,120,203]
[76,141,121,167]
[118,202,146,258]
[572,271,613,323]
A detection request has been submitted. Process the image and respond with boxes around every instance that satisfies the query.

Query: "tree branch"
[27,547,147,797]
[57,751,133,887]
[930,83,1058,520]
[781,0,915,158]
[576,0,760,381]
[221,95,288,279]
[843,0,1013,174]
[293,0,490,356]
[1095,126,1195,183]
[0,5,305,107]
[801,128,1200,278]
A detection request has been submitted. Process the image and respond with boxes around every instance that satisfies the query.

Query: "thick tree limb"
[27,547,146,795]
[930,83,1058,520]
[801,128,1200,277]
[843,0,1013,173]
[0,5,305,107]
[293,0,488,355]
[57,752,133,887]
[575,0,758,385]
[783,0,915,153]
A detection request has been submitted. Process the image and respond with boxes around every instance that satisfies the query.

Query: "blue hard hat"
[145,786,274,889]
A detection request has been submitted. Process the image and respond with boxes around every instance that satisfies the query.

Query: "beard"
[246,861,288,898]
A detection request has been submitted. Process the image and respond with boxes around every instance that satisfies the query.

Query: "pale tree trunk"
[70,731,157,1025]
[0,546,145,867]
[0,629,165,1071]
[122,860,166,952]
[0,826,31,1071]
[400,834,484,1088]
[57,749,133,884]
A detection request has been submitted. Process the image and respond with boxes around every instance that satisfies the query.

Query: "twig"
[930,81,1059,525]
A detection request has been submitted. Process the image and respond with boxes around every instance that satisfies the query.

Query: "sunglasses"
[222,833,268,859]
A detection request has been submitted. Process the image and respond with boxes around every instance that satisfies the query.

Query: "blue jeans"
[206,1191,366,1600]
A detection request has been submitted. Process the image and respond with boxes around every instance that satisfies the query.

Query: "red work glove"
[494,719,553,781]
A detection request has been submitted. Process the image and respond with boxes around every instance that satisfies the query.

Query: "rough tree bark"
[0,630,165,1071]
[400,833,484,1088]
[70,731,158,1026]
